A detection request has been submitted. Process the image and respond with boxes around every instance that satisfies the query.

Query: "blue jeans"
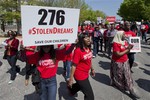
[7,55,18,80]
[65,61,72,79]
[40,76,57,100]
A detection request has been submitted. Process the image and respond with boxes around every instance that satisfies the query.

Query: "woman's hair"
[76,32,91,52]
[39,45,56,60]
[7,30,16,37]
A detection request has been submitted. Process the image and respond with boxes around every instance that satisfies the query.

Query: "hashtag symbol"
[28,29,32,34]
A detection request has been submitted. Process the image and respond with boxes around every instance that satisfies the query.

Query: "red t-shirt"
[35,53,58,79]
[25,46,36,64]
[57,44,66,61]
[35,50,64,79]
[34,50,64,79]
[115,25,120,30]
[103,30,108,40]
[112,42,128,62]
[73,48,92,80]
[141,24,149,33]
[65,44,73,61]
[78,26,81,33]
[124,30,136,37]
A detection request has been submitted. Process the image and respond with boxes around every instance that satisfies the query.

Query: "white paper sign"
[21,5,80,46]
[129,37,141,52]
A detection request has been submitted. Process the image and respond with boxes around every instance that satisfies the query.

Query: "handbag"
[3,49,8,59]
[17,50,26,62]
[31,67,40,85]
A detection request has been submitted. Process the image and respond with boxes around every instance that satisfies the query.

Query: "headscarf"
[113,31,125,45]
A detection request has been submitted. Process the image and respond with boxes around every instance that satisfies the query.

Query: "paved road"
[0,37,150,100]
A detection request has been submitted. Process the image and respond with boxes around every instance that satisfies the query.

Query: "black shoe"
[131,70,133,73]
[35,84,40,94]
[16,66,20,73]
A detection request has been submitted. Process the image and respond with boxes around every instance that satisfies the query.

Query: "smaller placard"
[129,37,141,52]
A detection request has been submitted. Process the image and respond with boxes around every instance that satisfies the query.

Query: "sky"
[85,0,124,19]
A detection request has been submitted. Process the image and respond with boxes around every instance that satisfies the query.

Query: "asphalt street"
[0,37,150,100]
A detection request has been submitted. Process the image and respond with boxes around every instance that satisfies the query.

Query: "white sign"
[21,5,80,46]
[129,37,141,52]
[97,17,102,24]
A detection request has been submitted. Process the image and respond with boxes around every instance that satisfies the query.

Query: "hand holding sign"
[127,44,134,50]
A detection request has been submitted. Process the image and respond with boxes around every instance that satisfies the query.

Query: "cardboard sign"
[129,37,141,52]
[21,5,80,46]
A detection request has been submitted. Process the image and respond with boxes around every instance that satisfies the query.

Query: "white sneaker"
[16,73,19,76]
[8,80,14,84]
[92,56,96,58]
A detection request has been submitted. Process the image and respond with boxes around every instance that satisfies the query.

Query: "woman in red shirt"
[5,30,20,84]
[111,31,140,99]
[63,44,74,81]
[21,44,40,93]
[35,45,64,100]
[68,33,95,100]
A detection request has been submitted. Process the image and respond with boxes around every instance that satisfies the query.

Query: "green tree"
[0,0,106,32]
[0,0,43,32]
[0,0,20,32]
[0,0,20,21]
[118,0,150,21]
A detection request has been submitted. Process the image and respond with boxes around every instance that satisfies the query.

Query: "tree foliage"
[52,0,106,23]
[0,0,19,20]
[0,0,106,24]
[118,0,150,21]
[80,9,106,23]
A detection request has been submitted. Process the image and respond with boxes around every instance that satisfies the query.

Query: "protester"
[107,24,117,58]
[34,45,67,100]
[98,24,104,52]
[124,21,136,72]
[130,21,138,34]
[92,26,102,58]
[68,33,95,100]
[103,24,111,52]
[63,44,74,81]
[110,31,140,99]
[23,46,37,85]
[141,22,149,42]
[4,30,20,84]
[20,43,41,93]
[57,44,67,77]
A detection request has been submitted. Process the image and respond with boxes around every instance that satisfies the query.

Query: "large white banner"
[129,37,141,52]
[21,5,80,46]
